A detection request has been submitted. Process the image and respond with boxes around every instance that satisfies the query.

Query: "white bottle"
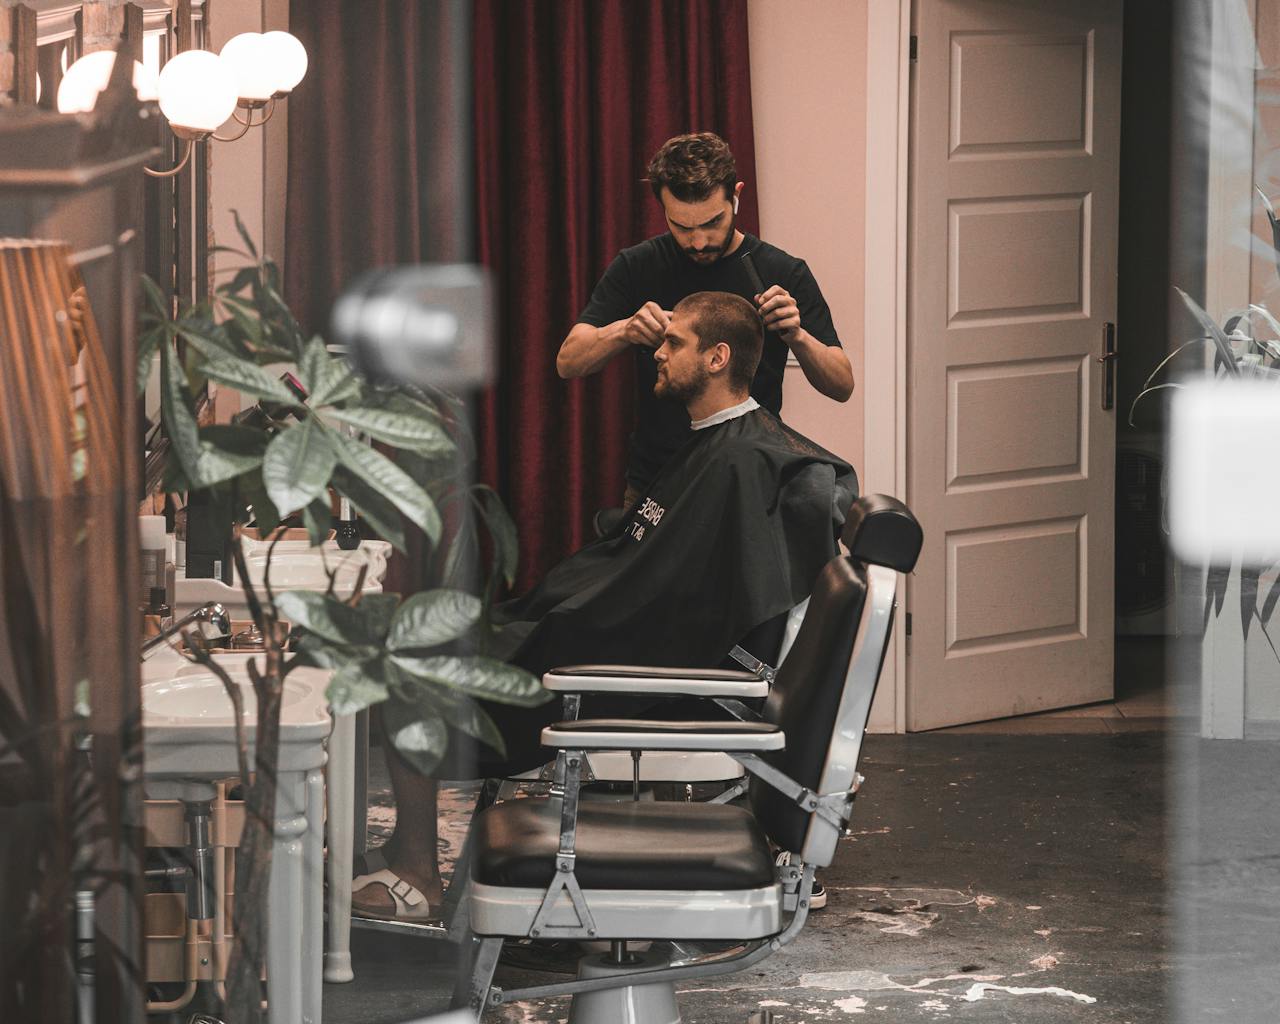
[139,515,167,605]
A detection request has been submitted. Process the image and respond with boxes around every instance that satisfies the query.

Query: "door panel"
[907,0,1121,730]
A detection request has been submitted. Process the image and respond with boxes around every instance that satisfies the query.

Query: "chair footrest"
[543,718,783,752]
[544,665,768,698]
[469,881,782,940]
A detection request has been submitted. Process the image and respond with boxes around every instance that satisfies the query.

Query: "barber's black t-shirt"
[576,233,842,491]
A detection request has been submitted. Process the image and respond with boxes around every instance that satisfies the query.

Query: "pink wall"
[748,0,867,479]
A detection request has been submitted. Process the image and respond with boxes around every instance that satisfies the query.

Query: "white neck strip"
[691,396,759,431]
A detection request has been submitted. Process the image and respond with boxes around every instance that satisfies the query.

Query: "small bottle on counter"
[140,587,172,640]
[335,496,361,550]
[173,506,187,572]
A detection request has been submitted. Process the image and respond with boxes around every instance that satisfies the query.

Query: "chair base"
[569,950,681,1024]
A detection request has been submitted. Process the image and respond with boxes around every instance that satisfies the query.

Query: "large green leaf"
[201,423,269,458]
[326,406,455,456]
[381,694,448,775]
[396,679,506,754]
[440,696,505,752]
[175,317,241,361]
[240,471,281,536]
[262,417,336,515]
[274,590,371,646]
[191,424,267,487]
[194,445,261,488]
[201,357,301,405]
[357,593,401,641]
[160,344,202,482]
[326,658,391,715]
[441,506,477,589]
[300,336,362,407]
[216,294,266,349]
[330,464,406,552]
[358,388,444,423]
[387,590,481,651]
[292,633,376,671]
[390,654,546,706]
[329,428,441,543]
[473,485,518,588]
[302,496,332,547]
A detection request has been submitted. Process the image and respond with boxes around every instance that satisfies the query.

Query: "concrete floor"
[322,638,1280,1023]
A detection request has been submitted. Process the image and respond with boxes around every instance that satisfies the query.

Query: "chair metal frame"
[452,558,900,1018]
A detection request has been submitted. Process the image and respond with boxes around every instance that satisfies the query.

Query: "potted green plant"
[1130,187,1280,661]
[138,215,542,1021]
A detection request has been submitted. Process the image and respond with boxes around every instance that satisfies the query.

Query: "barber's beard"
[682,216,735,263]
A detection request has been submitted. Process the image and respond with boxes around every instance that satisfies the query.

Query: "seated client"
[352,290,857,919]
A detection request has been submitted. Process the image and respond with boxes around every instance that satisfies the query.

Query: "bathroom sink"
[239,550,378,590]
[174,539,391,619]
[142,653,331,779]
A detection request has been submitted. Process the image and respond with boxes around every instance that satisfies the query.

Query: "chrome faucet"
[141,602,232,660]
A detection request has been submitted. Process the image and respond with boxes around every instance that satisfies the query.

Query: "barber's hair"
[646,132,737,202]
[675,291,763,392]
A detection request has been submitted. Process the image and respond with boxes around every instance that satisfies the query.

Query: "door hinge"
[909,35,918,62]
[905,612,912,636]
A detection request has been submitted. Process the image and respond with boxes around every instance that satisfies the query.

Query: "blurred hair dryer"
[331,264,494,390]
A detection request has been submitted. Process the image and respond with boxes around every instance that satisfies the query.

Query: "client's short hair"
[646,132,737,202]
[675,291,763,392]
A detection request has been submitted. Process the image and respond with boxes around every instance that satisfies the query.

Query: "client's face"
[653,311,711,403]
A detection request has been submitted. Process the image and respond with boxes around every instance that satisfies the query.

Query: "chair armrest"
[541,718,784,752]
[543,665,768,698]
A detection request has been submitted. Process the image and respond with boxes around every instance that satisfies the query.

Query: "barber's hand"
[625,301,672,349]
[755,286,802,344]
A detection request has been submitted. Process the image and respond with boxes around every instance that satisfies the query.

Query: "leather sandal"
[350,868,436,922]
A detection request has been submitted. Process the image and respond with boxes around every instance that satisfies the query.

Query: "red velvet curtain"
[286,1,758,593]
[473,0,758,590]
[285,4,420,337]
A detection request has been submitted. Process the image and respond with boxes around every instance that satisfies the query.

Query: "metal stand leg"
[324,712,355,983]
[450,935,502,1015]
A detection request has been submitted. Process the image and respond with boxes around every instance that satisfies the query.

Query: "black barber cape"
[491,408,857,680]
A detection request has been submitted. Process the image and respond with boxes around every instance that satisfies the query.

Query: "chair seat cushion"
[472,798,775,891]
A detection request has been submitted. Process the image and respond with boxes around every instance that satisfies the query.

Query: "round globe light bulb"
[56,51,159,114]
[220,32,277,103]
[158,50,238,133]
[261,30,308,95]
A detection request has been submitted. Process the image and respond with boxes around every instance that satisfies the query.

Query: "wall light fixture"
[53,32,309,178]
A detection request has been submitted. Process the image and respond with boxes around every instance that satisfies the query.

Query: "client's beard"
[654,364,711,404]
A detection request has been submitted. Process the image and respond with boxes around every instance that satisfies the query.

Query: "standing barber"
[557,131,853,507]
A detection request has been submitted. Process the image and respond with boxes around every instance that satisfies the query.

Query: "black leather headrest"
[841,495,922,573]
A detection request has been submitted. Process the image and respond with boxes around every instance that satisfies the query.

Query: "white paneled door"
[906,0,1122,729]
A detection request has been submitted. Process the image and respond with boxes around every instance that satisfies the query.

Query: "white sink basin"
[174,539,391,620]
[142,653,331,779]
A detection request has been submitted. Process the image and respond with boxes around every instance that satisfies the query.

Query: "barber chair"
[544,599,808,795]
[451,495,922,1021]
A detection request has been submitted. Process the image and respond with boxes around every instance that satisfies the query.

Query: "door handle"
[1098,322,1117,410]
